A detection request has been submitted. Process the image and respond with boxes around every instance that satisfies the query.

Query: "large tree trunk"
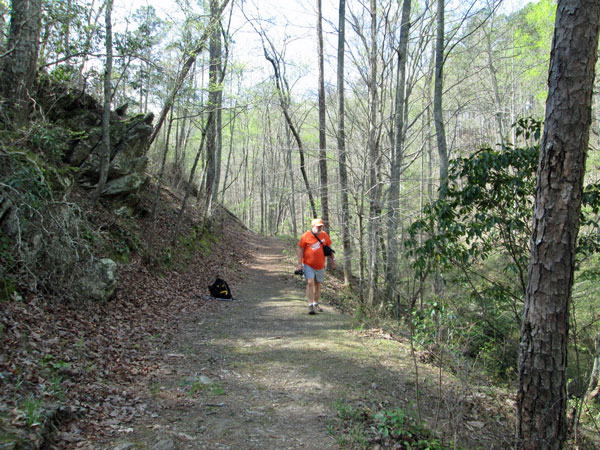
[317,0,330,229]
[1,0,42,122]
[336,0,352,285]
[204,0,222,217]
[517,2,600,448]
[384,0,412,304]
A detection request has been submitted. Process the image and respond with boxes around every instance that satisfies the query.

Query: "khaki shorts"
[303,264,325,283]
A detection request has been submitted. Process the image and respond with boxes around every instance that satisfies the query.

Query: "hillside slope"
[0,181,252,448]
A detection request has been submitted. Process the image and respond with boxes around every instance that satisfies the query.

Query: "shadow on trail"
[152,236,510,450]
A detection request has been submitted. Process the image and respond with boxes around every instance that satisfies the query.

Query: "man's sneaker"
[308,304,316,315]
[314,303,323,312]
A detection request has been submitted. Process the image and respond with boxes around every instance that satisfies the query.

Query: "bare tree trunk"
[92,0,113,202]
[385,0,412,303]
[367,0,380,306]
[261,41,317,218]
[432,0,448,296]
[285,125,298,236]
[517,2,600,448]
[220,101,236,203]
[337,0,352,285]
[151,109,174,233]
[204,0,222,217]
[1,0,42,123]
[317,0,330,228]
[434,0,448,198]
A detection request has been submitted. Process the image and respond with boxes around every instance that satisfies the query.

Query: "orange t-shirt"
[298,230,332,270]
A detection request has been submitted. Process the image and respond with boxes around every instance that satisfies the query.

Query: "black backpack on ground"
[208,278,232,299]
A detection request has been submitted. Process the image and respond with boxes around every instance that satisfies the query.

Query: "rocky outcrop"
[37,80,154,200]
[0,80,154,302]
[73,112,154,197]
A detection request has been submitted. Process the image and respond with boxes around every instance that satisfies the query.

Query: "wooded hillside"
[1,0,600,448]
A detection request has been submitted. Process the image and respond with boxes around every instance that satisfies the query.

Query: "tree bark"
[1,0,42,123]
[432,0,448,297]
[152,109,174,233]
[336,0,352,285]
[367,0,380,306]
[517,2,600,448]
[317,0,330,229]
[204,0,222,217]
[433,0,448,198]
[285,125,298,237]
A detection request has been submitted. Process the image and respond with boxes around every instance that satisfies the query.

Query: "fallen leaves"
[0,193,251,448]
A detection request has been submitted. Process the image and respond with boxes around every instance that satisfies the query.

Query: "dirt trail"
[101,233,511,450]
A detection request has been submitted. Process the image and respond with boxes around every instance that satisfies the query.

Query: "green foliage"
[332,399,366,422]
[406,118,541,281]
[157,247,173,267]
[404,117,600,381]
[2,150,53,206]
[331,400,455,450]
[411,302,455,347]
[0,232,16,272]
[107,226,141,264]
[512,0,557,100]
[0,134,96,299]
[406,116,600,290]
[40,0,104,71]
[22,395,44,427]
[149,381,161,398]
[28,122,71,162]
[375,408,448,449]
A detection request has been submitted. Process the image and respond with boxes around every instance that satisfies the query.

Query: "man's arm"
[326,234,336,269]
[297,246,304,270]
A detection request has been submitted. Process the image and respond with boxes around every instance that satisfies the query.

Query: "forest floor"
[93,228,516,450]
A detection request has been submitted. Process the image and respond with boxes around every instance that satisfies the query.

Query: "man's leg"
[306,278,315,305]
[304,265,323,314]
[313,281,323,311]
[314,281,321,304]
[306,278,316,314]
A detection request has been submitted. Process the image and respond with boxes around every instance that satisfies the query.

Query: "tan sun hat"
[311,218,324,227]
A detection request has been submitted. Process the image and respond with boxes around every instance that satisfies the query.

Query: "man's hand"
[329,258,336,270]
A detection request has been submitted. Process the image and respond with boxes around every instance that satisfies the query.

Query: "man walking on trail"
[297,218,336,315]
